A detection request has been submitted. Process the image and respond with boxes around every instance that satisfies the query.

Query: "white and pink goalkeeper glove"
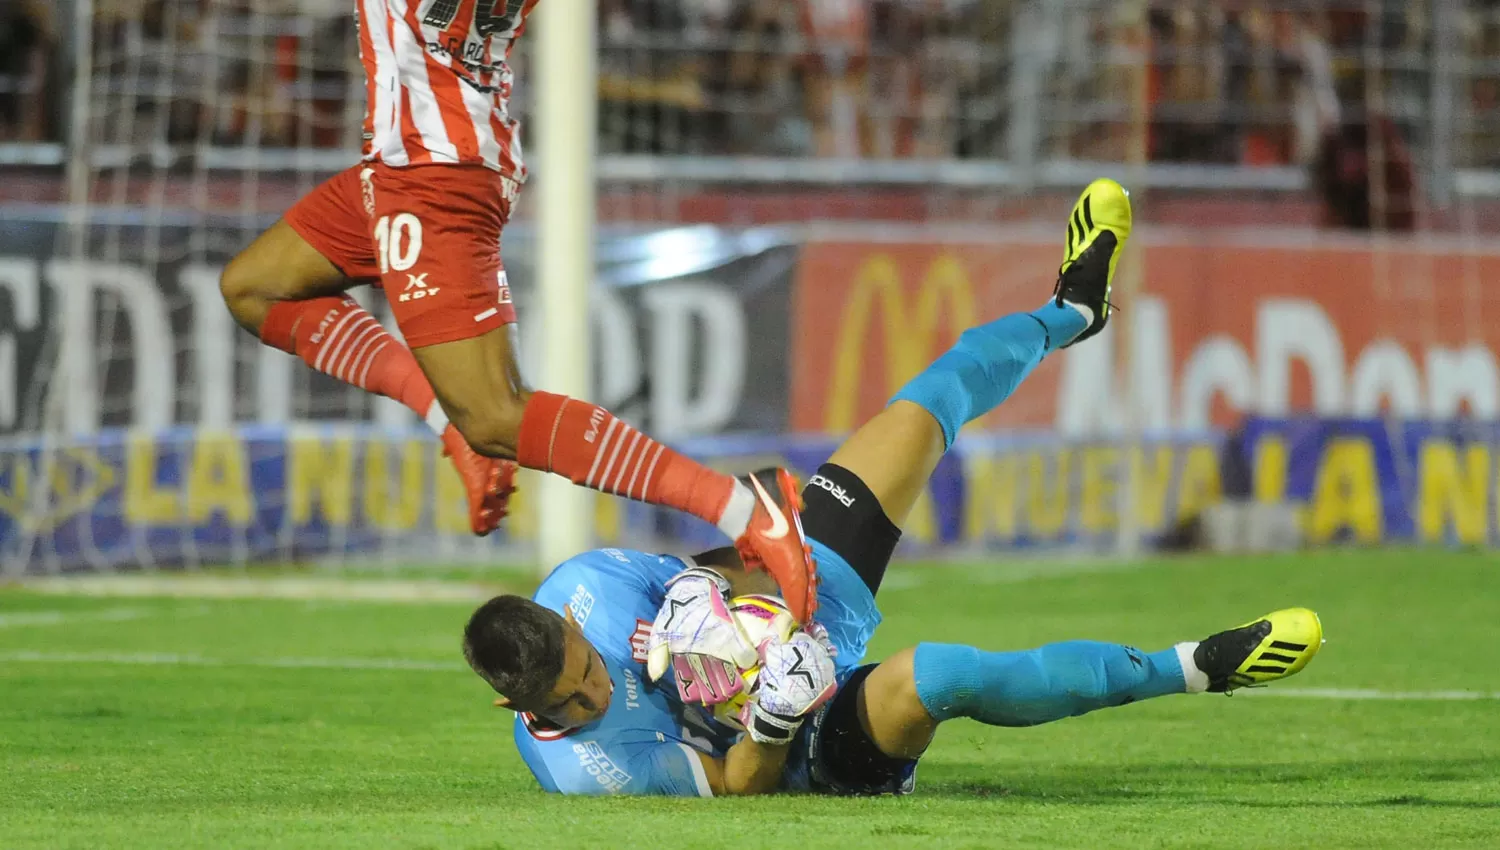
[645,567,759,705]
[739,629,838,746]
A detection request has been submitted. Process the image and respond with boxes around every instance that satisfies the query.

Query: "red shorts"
[284,161,519,348]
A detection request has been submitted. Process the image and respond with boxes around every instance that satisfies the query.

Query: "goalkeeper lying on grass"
[461,180,1324,797]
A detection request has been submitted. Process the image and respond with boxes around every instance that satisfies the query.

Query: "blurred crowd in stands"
[0,0,52,142]
[4,0,1500,228]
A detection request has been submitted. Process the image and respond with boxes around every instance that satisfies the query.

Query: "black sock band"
[799,463,902,596]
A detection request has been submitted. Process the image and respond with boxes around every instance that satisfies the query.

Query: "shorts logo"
[809,474,854,507]
[359,167,376,216]
[398,273,441,302]
[497,270,512,305]
[630,619,651,663]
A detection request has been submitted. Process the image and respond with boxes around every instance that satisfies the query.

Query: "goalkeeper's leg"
[796,302,1085,598]
[852,609,1324,761]
[817,299,1089,531]
[802,181,1132,596]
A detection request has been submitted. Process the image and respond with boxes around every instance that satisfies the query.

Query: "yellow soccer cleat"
[1053,178,1133,347]
[1194,607,1324,693]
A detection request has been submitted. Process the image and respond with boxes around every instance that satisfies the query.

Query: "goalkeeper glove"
[645,567,758,705]
[740,630,837,746]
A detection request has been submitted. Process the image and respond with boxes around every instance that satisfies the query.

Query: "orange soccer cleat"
[441,425,517,536]
[733,468,819,623]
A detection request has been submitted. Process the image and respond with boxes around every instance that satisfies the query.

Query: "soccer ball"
[710,594,798,731]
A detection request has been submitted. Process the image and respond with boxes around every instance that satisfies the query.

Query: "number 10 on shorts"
[374,213,423,274]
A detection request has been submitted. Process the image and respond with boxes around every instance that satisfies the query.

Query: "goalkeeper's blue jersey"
[512,543,881,796]
[512,548,734,797]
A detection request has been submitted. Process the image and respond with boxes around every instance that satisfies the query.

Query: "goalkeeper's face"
[463,594,613,730]
[530,620,614,728]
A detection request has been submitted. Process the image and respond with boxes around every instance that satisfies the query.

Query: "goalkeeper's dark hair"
[462,595,567,707]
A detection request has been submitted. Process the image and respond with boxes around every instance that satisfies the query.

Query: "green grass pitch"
[2,549,1498,849]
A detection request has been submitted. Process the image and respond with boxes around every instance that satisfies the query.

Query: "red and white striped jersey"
[356,0,540,178]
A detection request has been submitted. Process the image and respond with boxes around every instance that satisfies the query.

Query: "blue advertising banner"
[1240,418,1500,546]
[7,418,1493,573]
[1,426,1228,572]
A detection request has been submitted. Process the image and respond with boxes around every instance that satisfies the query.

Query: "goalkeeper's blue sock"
[889,301,1089,450]
[912,640,1192,727]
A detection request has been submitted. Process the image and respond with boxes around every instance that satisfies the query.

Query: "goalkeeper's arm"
[694,629,840,796]
[694,739,791,796]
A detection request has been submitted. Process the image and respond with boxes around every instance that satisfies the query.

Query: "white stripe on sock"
[716,480,756,540]
[1176,641,1209,693]
[622,434,652,501]
[424,400,449,436]
[582,418,620,487]
[356,340,391,390]
[321,314,376,379]
[593,424,633,491]
[543,400,570,471]
[606,431,644,495]
[636,444,666,502]
[311,310,364,372]
[335,321,385,384]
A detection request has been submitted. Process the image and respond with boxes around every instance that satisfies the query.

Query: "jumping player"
[460,180,1326,796]
[216,1,817,619]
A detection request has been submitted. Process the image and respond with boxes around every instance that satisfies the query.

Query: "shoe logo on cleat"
[750,476,790,540]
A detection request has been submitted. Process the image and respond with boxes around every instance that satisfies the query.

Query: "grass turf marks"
[1,549,1496,849]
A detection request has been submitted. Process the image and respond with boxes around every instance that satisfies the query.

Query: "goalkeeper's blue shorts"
[805,536,882,678]
[781,538,917,796]
[781,662,920,796]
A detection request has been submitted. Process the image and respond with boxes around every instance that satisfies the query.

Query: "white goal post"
[534,0,598,574]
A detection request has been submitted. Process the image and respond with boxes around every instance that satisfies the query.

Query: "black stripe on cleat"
[1072,209,1085,245]
[1259,652,1298,664]
[1271,640,1308,651]
[1246,664,1287,674]
[1082,195,1094,231]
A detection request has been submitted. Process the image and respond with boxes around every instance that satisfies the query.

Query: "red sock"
[517,391,746,532]
[261,297,438,422]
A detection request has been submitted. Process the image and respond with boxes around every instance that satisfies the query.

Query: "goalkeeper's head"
[463,595,614,729]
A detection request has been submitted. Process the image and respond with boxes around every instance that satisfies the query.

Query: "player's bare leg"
[405,324,529,457]
[822,402,946,529]
[219,215,514,536]
[413,327,819,621]
[220,219,353,332]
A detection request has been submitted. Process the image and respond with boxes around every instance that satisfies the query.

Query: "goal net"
[6,0,524,575]
[5,1,1497,576]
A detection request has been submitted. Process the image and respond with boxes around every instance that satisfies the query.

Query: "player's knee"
[219,251,272,331]
[859,648,936,760]
[881,647,928,716]
[447,395,526,458]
